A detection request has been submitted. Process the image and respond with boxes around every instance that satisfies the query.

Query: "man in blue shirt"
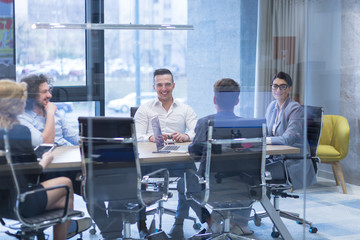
[170,78,254,239]
[18,74,90,238]
[18,74,79,147]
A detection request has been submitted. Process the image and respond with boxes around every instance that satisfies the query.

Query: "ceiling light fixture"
[31,23,194,30]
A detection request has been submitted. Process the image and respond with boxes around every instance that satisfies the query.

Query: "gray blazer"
[265,97,316,190]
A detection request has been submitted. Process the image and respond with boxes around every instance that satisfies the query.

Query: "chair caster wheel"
[271,231,280,238]
[193,223,202,229]
[89,228,96,235]
[254,214,261,226]
[309,227,318,233]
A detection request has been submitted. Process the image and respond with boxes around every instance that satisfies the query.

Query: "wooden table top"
[49,142,300,170]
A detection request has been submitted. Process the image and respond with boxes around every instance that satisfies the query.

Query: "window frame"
[51,0,105,116]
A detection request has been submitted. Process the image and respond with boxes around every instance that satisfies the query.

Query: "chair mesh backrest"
[78,117,142,205]
[130,107,139,117]
[305,106,323,157]
[205,119,266,207]
[0,129,42,221]
[78,116,132,138]
[0,130,16,219]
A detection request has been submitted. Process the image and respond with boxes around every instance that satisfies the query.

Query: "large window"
[15,0,258,120]
[15,0,98,121]
[15,0,86,86]
[104,0,188,117]
[102,0,258,118]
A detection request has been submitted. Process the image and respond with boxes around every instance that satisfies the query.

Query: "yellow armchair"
[317,115,350,194]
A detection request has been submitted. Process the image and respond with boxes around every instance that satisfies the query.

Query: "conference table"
[49,142,300,170]
[49,142,298,239]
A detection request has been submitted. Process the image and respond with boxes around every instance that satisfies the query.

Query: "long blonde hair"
[0,80,27,129]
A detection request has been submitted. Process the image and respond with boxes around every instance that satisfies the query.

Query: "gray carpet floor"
[1,177,360,240]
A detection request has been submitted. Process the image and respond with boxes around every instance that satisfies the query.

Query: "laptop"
[151,116,189,153]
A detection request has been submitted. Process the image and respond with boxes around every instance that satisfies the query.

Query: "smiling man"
[134,68,197,142]
[18,74,79,147]
[133,68,197,237]
[18,74,91,238]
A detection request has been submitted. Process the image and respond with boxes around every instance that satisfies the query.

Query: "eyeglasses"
[39,87,53,95]
[271,84,288,91]
[156,82,173,88]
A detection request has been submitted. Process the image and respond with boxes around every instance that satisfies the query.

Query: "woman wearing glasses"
[265,72,316,190]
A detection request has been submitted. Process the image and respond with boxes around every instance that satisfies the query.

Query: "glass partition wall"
[11,0,359,239]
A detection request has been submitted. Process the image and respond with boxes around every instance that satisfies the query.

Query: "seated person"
[18,74,82,193]
[134,68,197,143]
[18,74,79,147]
[17,75,91,238]
[134,68,198,238]
[84,68,198,239]
[186,78,254,236]
[265,71,316,189]
[0,79,74,240]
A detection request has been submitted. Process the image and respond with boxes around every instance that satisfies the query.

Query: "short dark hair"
[272,71,292,86]
[21,74,52,110]
[153,68,173,84]
[213,78,240,110]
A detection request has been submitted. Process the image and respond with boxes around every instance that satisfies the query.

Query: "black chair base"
[146,203,201,231]
[191,232,253,240]
[5,228,47,240]
[2,210,84,240]
[251,195,318,235]
[190,217,254,240]
[147,230,170,240]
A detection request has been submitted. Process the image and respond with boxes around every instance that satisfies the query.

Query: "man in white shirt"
[134,68,197,142]
[134,68,197,237]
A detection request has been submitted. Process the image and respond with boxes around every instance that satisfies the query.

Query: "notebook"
[151,116,189,153]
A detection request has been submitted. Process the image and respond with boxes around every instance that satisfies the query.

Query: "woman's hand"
[39,151,54,169]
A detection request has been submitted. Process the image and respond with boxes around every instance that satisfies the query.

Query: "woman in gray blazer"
[265,72,316,190]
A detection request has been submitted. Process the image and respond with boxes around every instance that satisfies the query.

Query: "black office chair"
[129,107,201,231]
[0,129,84,240]
[252,106,323,237]
[78,116,170,239]
[185,118,293,240]
[305,105,323,174]
[130,106,139,117]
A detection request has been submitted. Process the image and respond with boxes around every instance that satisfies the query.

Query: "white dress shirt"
[134,98,197,142]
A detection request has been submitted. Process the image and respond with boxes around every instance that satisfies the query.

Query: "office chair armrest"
[142,168,169,197]
[142,168,169,180]
[264,171,272,181]
[185,168,206,184]
[184,168,206,202]
[17,184,71,224]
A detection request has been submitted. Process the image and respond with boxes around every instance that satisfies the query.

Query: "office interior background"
[1,0,360,235]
